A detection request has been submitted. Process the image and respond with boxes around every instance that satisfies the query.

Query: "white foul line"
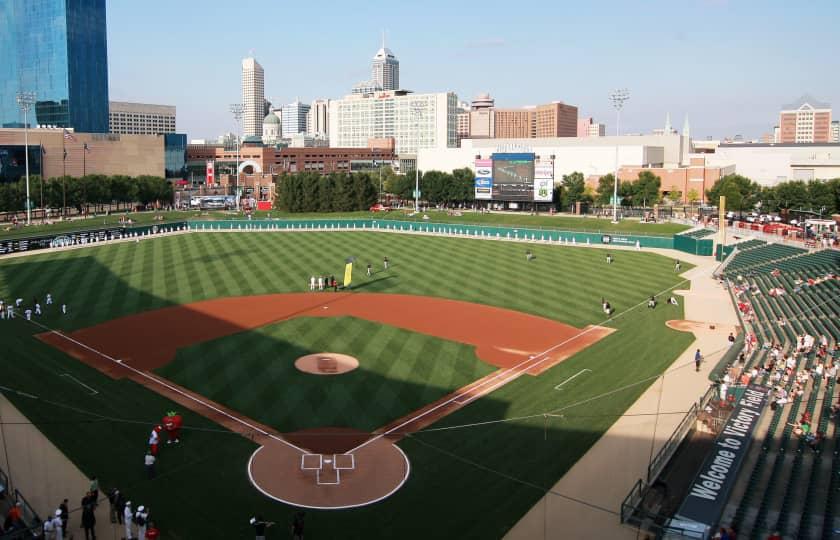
[348,278,690,454]
[60,373,99,395]
[26,319,308,454]
[553,369,592,391]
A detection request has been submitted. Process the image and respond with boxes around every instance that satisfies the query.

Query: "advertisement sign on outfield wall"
[206,161,215,184]
[474,159,493,200]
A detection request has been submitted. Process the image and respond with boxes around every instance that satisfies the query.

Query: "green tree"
[706,174,760,214]
[560,171,590,209]
[618,181,634,206]
[687,188,700,204]
[631,171,661,207]
[666,190,683,204]
[595,174,616,205]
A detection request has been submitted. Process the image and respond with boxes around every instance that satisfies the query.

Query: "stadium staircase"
[718,248,840,539]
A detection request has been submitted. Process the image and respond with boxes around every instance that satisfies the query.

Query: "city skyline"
[106,0,840,141]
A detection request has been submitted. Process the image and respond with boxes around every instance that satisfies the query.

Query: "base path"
[37,292,612,509]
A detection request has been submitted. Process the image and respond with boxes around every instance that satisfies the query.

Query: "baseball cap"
[138,506,145,512]
[249,517,257,525]
[55,509,62,517]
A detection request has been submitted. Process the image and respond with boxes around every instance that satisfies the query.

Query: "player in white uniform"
[62,304,67,315]
[46,293,53,305]
[309,276,315,291]
[15,298,23,307]
[123,502,134,540]
[25,309,32,321]
[35,303,42,316]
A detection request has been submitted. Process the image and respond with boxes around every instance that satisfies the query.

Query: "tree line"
[274,172,379,212]
[0,175,173,213]
[705,175,840,216]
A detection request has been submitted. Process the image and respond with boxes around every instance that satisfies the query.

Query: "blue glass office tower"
[0,0,109,132]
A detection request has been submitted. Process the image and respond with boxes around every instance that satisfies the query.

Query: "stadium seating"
[724,247,838,538]
[680,228,717,239]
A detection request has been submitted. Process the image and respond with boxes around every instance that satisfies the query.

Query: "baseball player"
[309,276,315,291]
[606,253,613,264]
[35,303,42,316]
[366,263,372,276]
[15,297,22,307]
[383,256,389,270]
[61,304,67,315]
[24,308,32,320]
[7,305,13,319]
[46,293,53,305]
[318,276,324,290]
[148,425,162,455]
[135,505,149,539]
[123,501,134,540]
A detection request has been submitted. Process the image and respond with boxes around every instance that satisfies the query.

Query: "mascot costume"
[162,411,183,444]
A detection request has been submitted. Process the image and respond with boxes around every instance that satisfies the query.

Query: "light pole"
[16,92,36,225]
[229,103,244,209]
[609,88,629,223]
[411,105,423,212]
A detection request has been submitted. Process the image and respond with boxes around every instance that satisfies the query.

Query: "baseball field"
[0,228,695,538]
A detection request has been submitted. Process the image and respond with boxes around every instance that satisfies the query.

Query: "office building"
[0,0,109,132]
[109,102,176,135]
[329,90,458,154]
[831,121,840,143]
[371,38,400,91]
[494,108,536,138]
[281,100,310,137]
[306,99,330,136]
[0,128,175,181]
[778,95,832,143]
[490,101,578,139]
[242,57,265,138]
[578,117,605,137]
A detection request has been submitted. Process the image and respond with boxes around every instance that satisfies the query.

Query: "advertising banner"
[534,161,554,202]
[474,159,493,200]
[675,385,768,527]
[206,161,215,184]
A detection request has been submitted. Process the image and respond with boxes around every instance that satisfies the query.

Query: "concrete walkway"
[0,394,130,539]
[504,254,740,539]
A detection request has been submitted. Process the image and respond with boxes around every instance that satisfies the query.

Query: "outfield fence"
[187,219,677,249]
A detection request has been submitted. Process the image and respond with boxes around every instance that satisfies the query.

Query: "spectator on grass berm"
[250,515,274,540]
[145,451,156,478]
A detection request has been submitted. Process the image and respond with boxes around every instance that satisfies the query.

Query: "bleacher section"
[719,248,839,538]
[716,240,767,262]
[722,243,808,278]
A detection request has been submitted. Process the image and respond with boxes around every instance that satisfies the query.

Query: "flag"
[63,129,75,142]
[63,149,67,160]
[83,143,90,153]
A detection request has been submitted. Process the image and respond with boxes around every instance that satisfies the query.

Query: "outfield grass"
[0,208,689,241]
[0,231,694,539]
[159,317,495,432]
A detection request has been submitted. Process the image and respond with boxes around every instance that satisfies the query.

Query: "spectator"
[108,488,123,524]
[59,499,69,535]
[291,511,306,540]
[250,515,274,540]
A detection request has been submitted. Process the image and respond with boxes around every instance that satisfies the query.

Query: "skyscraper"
[306,99,330,136]
[371,35,400,91]
[0,0,110,132]
[281,100,310,136]
[241,57,265,139]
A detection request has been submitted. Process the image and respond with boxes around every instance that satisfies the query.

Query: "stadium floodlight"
[229,104,244,209]
[16,91,36,225]
[609,88,630,224]
[411,106,424,212]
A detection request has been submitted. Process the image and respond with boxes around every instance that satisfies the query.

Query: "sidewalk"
[504,256,740,539]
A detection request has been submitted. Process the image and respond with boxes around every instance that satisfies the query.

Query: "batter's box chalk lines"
[25,318,308,454]
[554,369,592,391]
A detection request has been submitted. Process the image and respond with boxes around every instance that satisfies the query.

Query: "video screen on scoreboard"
[491,154,535,201]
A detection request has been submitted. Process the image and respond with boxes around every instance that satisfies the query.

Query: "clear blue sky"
[107,0,840,141]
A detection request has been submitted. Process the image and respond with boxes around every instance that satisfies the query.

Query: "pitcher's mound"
[295,353,359,375]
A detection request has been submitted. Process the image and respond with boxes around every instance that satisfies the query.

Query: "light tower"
[229,103,244,209]
[16,91,36,225]
[609,89,630,223]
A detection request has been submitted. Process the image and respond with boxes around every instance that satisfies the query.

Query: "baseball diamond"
[0,227,697,538]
